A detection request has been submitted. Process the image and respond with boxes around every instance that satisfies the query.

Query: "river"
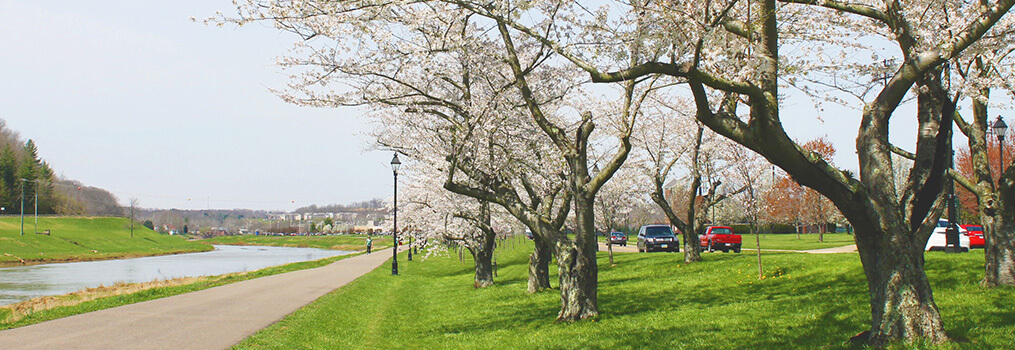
[0,245,354,306]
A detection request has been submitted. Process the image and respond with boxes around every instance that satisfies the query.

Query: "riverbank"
[0,249,364,329]
[199,234,388,251]
[0,217,210,266]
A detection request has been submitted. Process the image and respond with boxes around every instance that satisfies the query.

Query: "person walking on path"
[366,236,373,254]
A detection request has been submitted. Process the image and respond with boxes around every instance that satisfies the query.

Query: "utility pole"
[19,179,25,236]
[34,183,38,234]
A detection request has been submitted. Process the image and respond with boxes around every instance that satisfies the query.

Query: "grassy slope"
[201,234,390,251]
[0,217,210,264]
[237,236,1014,349]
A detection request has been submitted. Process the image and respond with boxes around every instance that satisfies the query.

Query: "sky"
[0,1,1001,212]
[0,1,392,211]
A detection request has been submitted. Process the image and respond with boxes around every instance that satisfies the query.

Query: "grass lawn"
[200,234,389,252]
[237,236,1014,349]
[0,217,210,265]
[750,232,856,251]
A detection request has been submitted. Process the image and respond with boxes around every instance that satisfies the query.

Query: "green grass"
[236,236,1014,349]
[0,251,364,330]
[200,234,390,251]
[747,232,855,251]
[0,217,210,264]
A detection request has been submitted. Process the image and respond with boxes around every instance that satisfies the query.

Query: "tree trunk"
[683,230,702,263]
[607,237,614,265]
[985,172,1015,286]
[553,244,598,322]
[753,222,763,279]
[554,197,599,322]
[528,233,552,293]
[853,229,949,346]
[471,228,497,288]
[755,230,763,279]
[472,246,494,288]
[961,93,1015,286]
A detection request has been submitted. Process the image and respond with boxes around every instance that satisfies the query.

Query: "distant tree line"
[294,199,386,213]
[0,119,120,215]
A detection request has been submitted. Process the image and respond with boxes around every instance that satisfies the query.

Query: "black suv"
[637,224,680,252]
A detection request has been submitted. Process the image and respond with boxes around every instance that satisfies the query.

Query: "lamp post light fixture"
[391,152,401,276]
[993,115,1008,175]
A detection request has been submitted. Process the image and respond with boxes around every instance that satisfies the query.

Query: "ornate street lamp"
[391,152,401,275]
[993,115,1008,175]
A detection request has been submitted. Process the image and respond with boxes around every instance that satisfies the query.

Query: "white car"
[926,219,970,252]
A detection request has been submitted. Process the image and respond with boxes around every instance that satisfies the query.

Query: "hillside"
[0,217,211,265]
[0,119,122,216]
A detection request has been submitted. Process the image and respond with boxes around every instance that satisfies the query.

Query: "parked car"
[524,229,533,240]
[926,219,970,252]
[960,224,985,249]
[637,224,679,253]
[700,226,743,253]
[608,232,627,246]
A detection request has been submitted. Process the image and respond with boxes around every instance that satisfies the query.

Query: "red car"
[960,224,985,249]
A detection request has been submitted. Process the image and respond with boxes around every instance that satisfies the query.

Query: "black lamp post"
[993,115,1008,175]
[945,148,961,253]
[391,153,401,275]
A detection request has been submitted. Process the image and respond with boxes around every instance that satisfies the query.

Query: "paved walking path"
[0,248,393,350]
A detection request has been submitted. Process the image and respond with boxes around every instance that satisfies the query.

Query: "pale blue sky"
[0,1,391,211]
[1,1,987,212]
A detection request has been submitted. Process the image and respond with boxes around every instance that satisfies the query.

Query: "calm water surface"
[0,245,353,305]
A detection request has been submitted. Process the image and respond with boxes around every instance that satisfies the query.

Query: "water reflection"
[0,245,352,306]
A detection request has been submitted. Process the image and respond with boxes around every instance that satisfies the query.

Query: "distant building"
[203,227,229,238]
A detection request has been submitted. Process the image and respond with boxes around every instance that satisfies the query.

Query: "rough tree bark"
[463,201,498,288]
[954,93,1015,286]
[528,228,554,292]
[989,172,1015,285]
[554,194,600,321]
[469,238,495,288]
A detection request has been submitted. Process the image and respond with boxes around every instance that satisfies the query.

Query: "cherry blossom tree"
[593,163,644,265]
[217,1,653,321]
[400,169,509,288]
[941,31,1015,286]
[443,0,1015,344]
[725,139,770,278]
[634,99,746,263]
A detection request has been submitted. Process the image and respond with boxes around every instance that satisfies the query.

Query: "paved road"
[597,242,858,254]
[0,248,393,350]
[798,244,858,254]
[598,242,638,253]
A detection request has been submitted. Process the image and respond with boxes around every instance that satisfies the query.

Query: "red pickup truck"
[701,226,743,253]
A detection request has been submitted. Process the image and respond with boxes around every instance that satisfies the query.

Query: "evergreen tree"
[16,140,43,215]
[36,161,56,214]
[0,145,15,210]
